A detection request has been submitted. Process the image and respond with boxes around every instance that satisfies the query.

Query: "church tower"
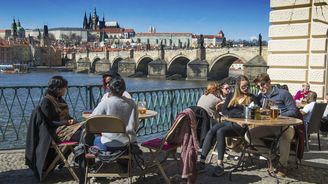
[92,8,99,30]
[11,17,17,39]
[83,11,88,29]
[88,13,92,30]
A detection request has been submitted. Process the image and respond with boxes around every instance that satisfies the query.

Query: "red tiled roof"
[192,34,224,39]
[124,29,135,33]
[0,29,10,33]
[136,32,192,37]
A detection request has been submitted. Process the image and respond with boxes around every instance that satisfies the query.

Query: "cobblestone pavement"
[1,134,328,184]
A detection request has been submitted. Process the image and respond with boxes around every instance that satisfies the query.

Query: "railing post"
[87,85,93,110]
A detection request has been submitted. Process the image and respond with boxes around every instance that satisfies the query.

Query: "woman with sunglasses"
[198,75,260,176]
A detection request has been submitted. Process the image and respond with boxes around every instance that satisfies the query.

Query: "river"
[0,71,207,89]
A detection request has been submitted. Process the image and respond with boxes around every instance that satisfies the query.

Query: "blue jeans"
[200,122,246,161]
[93,136,126,152]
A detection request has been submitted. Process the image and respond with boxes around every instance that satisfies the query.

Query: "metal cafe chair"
[141,114,187,184]
[43,139,79,182]
[82,115,133,184]
[304,103,327,151]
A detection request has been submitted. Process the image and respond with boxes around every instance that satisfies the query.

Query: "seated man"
[245,73,298,177]
[300,91,317,125]
[320,93,328,134]
[91,77,138,170]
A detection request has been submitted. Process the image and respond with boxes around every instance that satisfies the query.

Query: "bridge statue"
[197,34,204,49]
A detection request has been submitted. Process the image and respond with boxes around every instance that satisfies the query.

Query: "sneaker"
[212,164,224,177]
[197,162,206,173]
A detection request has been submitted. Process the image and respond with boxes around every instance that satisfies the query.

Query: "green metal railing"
[0,85,258,150]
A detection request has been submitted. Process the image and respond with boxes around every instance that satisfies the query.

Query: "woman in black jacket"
[26,76,81,181]
[199,75,259,176]
[40,76,81,142]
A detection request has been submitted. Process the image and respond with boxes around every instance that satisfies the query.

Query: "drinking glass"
[138,101,147,115]
[270,105,280,119]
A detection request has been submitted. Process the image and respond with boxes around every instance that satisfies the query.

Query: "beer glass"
[270,106,280,119]
[138,101,147,115]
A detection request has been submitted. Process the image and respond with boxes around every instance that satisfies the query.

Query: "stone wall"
[268,0,328,99]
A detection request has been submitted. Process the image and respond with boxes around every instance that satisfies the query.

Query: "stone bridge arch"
[208,53,245,80]
[90,57,101,73]
[167,55,191,78]
[136,56,154,76]
[111,57,123,73]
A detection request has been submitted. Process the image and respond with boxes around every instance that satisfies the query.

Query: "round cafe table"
[81,110,158,134]
[82,109,157,120]
[223,115,302,126]
[221,115,302,181]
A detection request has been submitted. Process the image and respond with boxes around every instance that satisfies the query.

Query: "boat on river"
[0,64,29,74]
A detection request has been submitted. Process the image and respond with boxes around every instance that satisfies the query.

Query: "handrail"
[0,84,258,149]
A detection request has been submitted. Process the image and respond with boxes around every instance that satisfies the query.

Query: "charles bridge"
[67,46,267,80]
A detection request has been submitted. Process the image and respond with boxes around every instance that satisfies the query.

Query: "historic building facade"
[268,0,328,98]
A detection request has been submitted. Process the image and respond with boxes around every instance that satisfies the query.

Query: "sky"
[0,0,270,40]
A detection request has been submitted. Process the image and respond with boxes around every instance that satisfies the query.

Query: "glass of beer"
[270,106,280,120]
[138,101,147,115]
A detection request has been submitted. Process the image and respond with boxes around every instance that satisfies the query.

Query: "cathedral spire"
[12,16,17,38]
[83,11,88,29]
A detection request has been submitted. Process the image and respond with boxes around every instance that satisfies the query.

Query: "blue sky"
[0,0,270,40]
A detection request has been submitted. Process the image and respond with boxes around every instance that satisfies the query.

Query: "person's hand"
[215,101,224,111]
[237,122,246,128]
[67,119,76,125]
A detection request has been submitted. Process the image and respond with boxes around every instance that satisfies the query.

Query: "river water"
[0,71,206,89]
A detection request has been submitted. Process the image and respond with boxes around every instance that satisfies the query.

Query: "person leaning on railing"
[198,75,260,177]
[245,73,298,177]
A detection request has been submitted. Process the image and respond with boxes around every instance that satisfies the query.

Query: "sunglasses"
[240,85,249,90]
[223,87,230,90]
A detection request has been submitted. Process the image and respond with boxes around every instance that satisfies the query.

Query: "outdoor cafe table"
[82,109,157,120]
[82,109,158,133]
[221,116,303,180]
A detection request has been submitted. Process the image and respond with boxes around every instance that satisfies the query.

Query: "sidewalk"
[1,134,328,184]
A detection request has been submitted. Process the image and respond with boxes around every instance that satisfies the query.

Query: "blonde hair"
[228,75,251,107]
[205,82,219,95]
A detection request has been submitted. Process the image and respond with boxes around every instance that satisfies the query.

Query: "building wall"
[133,34,192,47]
[49,29,88,41]
[0,30,12,39]
[25,28,88,42]
[0,45,31,65]
[268,0,328,99]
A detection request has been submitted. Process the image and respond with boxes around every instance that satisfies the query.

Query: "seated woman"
[101,70,131,100]
[294,83,311,102]
[197,82,221,121]
[217,81,231,112]
[300,91,317,125]
[197,82,230,121]
[198,75,259,176]
[26,76,82,180]
[41,76,82,142]
[91,77,138,151]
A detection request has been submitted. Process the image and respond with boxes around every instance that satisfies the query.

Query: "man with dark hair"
[245,73,298,177]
